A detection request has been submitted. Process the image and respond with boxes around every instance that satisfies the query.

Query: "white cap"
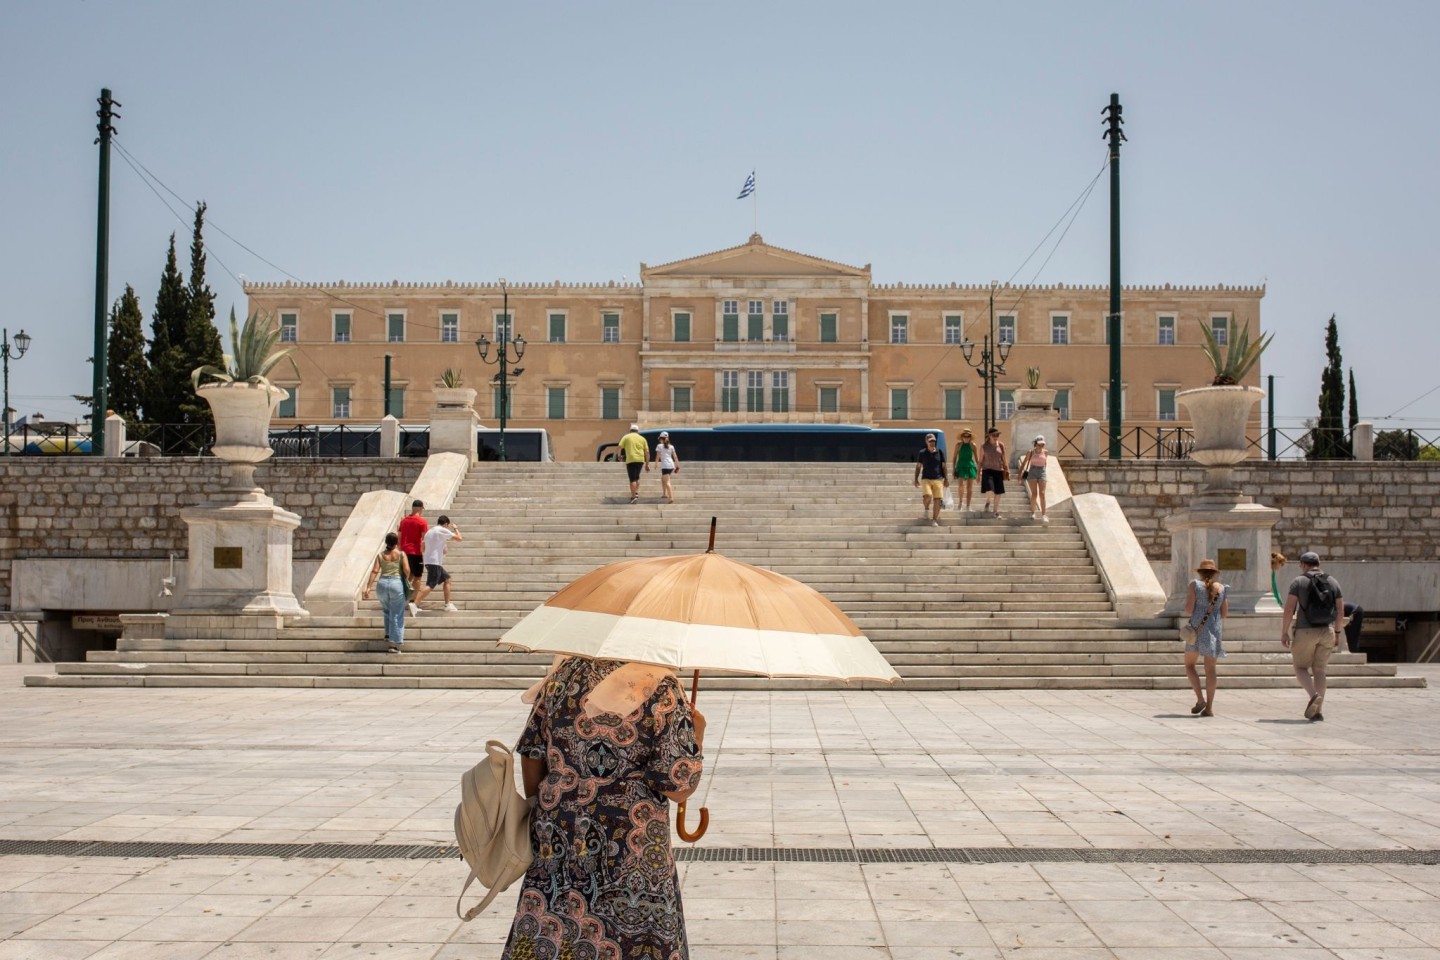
[1034,435,1046,444]
[629,423,640,432]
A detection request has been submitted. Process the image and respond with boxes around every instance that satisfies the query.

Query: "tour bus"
[267,426,553,461]
[596,424,946,463]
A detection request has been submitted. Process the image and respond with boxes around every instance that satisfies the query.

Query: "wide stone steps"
[29,461,1421,691]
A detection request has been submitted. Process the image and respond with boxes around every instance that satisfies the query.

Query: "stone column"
[1082,418,1102,460]
[379,415,400,458]
[1353,421,1374,461]
[102,412,127,457]
[430,389,480,462]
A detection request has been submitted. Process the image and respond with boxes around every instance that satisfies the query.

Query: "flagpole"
[752,169,757,235]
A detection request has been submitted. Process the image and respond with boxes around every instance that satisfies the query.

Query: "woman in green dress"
[952,429,981,512]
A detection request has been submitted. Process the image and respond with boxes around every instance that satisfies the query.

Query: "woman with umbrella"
[500,657,706,960]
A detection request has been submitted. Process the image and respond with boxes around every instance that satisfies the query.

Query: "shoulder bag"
[1180,586,1217,644]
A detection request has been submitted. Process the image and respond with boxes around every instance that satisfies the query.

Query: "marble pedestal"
[1164,494,1282,638]
[430,406,480,462]
[1008,406,1059,469]
[177,480,306,619]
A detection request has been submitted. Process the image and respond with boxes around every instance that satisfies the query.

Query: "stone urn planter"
[1014,388,1057,410]
[1178,384,1264,493]
[433,387,478,410]
[200,381,286,464]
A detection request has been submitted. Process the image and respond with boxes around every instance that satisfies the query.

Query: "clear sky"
[3,0,1437,433]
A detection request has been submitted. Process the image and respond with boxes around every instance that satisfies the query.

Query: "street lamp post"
[959,287,1012,435]
[2,328,32,457]
[474,279,526,462]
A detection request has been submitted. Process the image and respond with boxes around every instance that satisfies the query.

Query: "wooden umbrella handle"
[676,668,709,842]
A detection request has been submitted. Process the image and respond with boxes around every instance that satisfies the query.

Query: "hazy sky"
[3,1,1437,432]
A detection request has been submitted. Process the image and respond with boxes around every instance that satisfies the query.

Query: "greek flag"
[736,170,755,199]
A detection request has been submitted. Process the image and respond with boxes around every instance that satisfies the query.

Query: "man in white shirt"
[412,515,463,613]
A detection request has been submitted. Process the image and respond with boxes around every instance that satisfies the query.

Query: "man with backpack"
[1280,550,1345,722]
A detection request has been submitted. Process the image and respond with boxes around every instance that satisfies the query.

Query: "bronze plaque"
[213,547,244,570]
[1216,548,1247,571]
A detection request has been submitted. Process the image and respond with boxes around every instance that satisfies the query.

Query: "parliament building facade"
[244,234,1265,462]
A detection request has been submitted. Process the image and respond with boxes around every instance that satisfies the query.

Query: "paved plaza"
[3,663,1440,959]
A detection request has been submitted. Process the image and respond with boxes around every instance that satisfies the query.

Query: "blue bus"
[596,424,947,463]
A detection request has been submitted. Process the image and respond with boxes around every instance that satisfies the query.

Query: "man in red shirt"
[397,500,428,616]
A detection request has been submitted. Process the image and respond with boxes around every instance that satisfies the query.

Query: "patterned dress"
[1186,580,1229,659]
[502,658,704,960]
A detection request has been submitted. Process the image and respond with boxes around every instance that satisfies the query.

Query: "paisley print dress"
[502,658,704,960]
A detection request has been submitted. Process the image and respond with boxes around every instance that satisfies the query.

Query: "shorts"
[981,469,1006,495]
[1026,465,1047,484]
[921,478,945,499]
[626,462,643,483]
[1291,627,1336,670]
[425,565,452,589]
[405,554,424,578]
[662,468,674,476]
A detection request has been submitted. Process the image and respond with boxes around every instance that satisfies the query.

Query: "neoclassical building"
[244,234,1265,461]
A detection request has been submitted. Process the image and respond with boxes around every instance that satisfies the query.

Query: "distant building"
[244,234,1265,461]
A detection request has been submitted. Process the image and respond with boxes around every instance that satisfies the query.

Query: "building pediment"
[641,234,870,280]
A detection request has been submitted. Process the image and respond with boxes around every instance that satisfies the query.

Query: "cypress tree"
[179,202,225,426]
[1311,315,1350,459]
[106,284,150,425]
[145,234,191,424]
[1348,368,1359,435]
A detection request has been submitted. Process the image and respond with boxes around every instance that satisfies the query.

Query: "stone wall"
[0,459,425,606]
[1063,460,1440,562]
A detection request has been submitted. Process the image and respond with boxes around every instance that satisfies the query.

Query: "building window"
[819,386,839,413]
[889,388,909,420]
[1210,315,1230,346]
[441,312,459,343]
[890,314,909,344]
[1051,314,1069,345]
[332,313,351,343]
[747,300,764,341]
[276,386,297,418]
[1102,387,1127,421]
[549,313,567,343]
[720,371,739,413]
[819,312,838,343]
[722,300,739,342]
[602,312,621,343]
[384,387,405,418]
[944,314,963,345]
[944,388,963,420]
[673,312,691,343]
[492,385,514,419]
[772,301,789,342]
[601,387,620,420]
[1158,315,1175,345]
[771,371,790,413]
[746,370,764,412]
[1158,389,1177,422]
[387,311,405,343]
[331,386,351,418]
[671,386,692,413]
[495,311,513,343]
[998,315,1016,344]
[997,390,1015,420]
[279,312,298,343]
[547,386,566,420]
[1054,389,1071,420]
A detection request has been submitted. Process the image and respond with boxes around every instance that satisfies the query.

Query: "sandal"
[1191,700,1206,715]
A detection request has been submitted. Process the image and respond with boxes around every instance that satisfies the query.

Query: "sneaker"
[1304,693,1323,720]
[408,603,420,617]
[1041,514,1050,524]
[630,495,639,504]
[1032,511,1040,520]
[444,602,459,612]
[930,520,940,527]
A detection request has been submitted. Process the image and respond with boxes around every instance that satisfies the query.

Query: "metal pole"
[1104,93,1125,459]
[383,354,392,418]
[499,285,508,462]
[987,289,996,435]
[92,88,118,456]
[2,329,10,457]
[1267,373,1276,461]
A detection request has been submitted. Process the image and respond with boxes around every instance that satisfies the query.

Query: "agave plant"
[1199,319,1273,386]
[1025,366,1041,389]
[191,308,300,390]
[439,367,465,388]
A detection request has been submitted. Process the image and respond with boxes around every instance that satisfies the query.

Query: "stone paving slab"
[4,664,1440,958]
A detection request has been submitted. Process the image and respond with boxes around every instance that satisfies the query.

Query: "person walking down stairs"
[952,429,980,512]
[363,533,408,654]
[979,428,1009,518]
[913,432,949,527]
[1019,435,1051,523]
[413,516,463,613]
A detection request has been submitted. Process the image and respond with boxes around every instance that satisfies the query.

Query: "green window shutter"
[820,313,837,343]
[601,387,620,420]
[549,314,566,343]
[547,387,566,420]
[819,387,838,413]
[674,313,691,342]
[722,315,739,342]
[672,387,691,413]
[944,389,962,420]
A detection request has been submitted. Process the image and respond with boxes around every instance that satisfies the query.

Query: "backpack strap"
[456,866,505,922]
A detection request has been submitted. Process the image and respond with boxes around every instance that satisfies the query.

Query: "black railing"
[129,422,215,457]
[1,422,94,455]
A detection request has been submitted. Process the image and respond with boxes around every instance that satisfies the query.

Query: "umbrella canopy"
[501,552,898,683]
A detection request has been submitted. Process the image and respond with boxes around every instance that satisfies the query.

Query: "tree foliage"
[106,284,149,424]
[145,233,191,424]
[179,202,225,427]
[1374,429,1419,461]
[1310,314,1351,459]
[1348,368,1359,434]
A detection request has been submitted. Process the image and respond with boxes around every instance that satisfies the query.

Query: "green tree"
[1374,429,1419,461]
[145,233,191,424]
[178,202,224,426]
[1348,368,1359,435]
[106,284,150,424]
[1310,314,1351,459]
[1420,445,1440,462]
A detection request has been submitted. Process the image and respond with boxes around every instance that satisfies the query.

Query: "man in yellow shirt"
[619,424,650,504]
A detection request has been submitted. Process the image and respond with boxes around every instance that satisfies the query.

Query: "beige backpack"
[454,740,534,921]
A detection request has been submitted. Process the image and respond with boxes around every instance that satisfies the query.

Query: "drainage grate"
[1,838,1437,866]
